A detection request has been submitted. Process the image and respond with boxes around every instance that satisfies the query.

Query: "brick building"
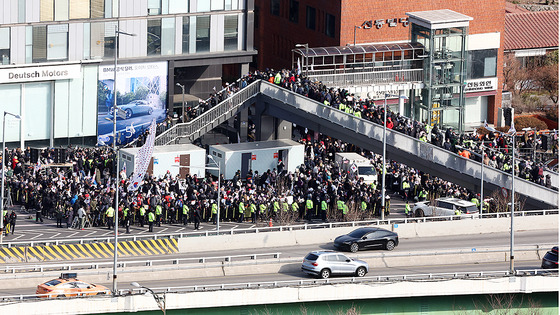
[254,0,506,128]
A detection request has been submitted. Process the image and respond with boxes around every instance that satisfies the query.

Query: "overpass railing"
[154,79,261,146]
[0,269,555,301]
[308,68,423,86]
[259,80,559,207]
[0,209,557,248]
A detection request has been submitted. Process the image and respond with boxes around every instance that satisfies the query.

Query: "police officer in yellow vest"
[249,201,257,223]
[337,198,345,219]
[139,205,146,227]
[320,198,328,222]
[147,210,155,232]
[404,201,411,218]
[272,199,280,219]
[306,197,313,221]
[155,204,162,227]
[123,206,131,234]
[105,206,115,230]
[182,202,189,225]
[211,201,218,225]
[238,200,245,223]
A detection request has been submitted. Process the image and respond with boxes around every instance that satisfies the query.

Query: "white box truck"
[208,139,305,180]
[120,144,206,179]
[335,152,378,185]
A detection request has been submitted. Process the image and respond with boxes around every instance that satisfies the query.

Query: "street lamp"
[131,282,166,315]
[207,155,221,232]
[0,111,20,244]
[353,25,362,46]
[381,93,408,221]
[485,122,516,274]
[112,25,136,296]
[295,43,309,76]
[176,83,186,122]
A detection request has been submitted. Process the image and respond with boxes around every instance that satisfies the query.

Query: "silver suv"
[301,250,369,279]
[412,197,479,217]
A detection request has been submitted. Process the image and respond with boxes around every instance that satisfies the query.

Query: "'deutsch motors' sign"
[0,64,81,84]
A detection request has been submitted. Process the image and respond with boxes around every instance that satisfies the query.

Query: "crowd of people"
[1,68,556,236]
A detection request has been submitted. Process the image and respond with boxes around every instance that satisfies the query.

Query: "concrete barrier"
[178,215,558,253]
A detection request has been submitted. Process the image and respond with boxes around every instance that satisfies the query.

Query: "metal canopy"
[293,42,424,57]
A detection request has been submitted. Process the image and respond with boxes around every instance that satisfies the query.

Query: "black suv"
[541,246,558,269]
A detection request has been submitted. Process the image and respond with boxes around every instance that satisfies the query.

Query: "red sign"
[174,156,180,163]
[251,155,256,160]
[273,153,278,159]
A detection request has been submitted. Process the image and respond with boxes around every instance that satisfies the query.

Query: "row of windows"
[0,15,239,64]
[9,0,241,23]
[268,0,335,38]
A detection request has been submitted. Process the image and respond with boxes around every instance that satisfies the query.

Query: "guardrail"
[1,252,281,274]
[0,209,557,248]
[0,269,556,301]
[308,69,423,87]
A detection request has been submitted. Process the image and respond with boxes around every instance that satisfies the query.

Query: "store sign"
[362,17,409,29]
[0,64,81,83]
[464,78,498,93]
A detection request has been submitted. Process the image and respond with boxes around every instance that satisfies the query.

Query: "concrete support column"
[240,63,249,77]
[399,90,406,115]
[237,108,249,142]
[276,119,292,140]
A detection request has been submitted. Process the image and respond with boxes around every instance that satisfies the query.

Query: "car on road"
[301,250,369,279]
[36,273,110,298]
[541,246,558,269]
[110,100,153,119]
[412,197,479,217]
[334,227,399,252]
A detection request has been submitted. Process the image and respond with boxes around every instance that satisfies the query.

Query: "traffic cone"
[268,218,273,227]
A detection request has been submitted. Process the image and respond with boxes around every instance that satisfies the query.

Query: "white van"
[335,152,378,185]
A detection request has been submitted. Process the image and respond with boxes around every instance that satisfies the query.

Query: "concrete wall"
[0,276,556,314]
[178,215,558,253]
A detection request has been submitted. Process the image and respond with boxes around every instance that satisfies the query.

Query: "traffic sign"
[501,187,508,198]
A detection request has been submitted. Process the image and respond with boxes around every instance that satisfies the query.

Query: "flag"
[508,120,516,135]
[128,119,157,192]
[484,120,496,133]
[33,160,41,176]
[297,58,302,75]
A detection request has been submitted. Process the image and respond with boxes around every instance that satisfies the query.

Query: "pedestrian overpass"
[155,80,558,209]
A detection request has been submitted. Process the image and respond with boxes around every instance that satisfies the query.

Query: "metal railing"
[154,80,261,146]
[1,252,281,274]
[0,209,557,248]
[308,68,423,87]
[0,269,555,301]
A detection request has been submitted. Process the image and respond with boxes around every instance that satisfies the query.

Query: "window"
[169,0,188,14]
[54,0,69,21]
[70,0,90,19]
[224,15,238,51]
[0,28,9,65]
[90,0,105,18]
[148,0,162,15]
[47,24,69,60]
[88,21,116,59]
[196,16,210,53]
[270,0,280,16]
[306,6,316,30]
[289,0,299,23]
[182,16,190,54]
[147,19,162,55]
[18,0,25,23]
[468,49,497,79]
[325,13,335,37]
[197,0,210,12]
[32,25,47,62]
[211,0,224,11]
[40,0,54,21]
[161,17,175,55]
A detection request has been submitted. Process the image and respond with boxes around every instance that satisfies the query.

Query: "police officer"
[147,210,155,232]
[211,200,218,225]
[105,206,115,230]
[123,205,131,234]
[182,201,189,225]
[249,201,256,223]
[404,201,411,218]
[320,198,328,222]
[237,199,245,223]
[155,204,162,227]
[139,204,146,227]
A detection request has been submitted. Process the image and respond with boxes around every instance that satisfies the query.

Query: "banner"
[97,61,168,146]
[127,119,157,192]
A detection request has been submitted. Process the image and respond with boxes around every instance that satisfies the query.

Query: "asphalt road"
[3,196,410,244]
